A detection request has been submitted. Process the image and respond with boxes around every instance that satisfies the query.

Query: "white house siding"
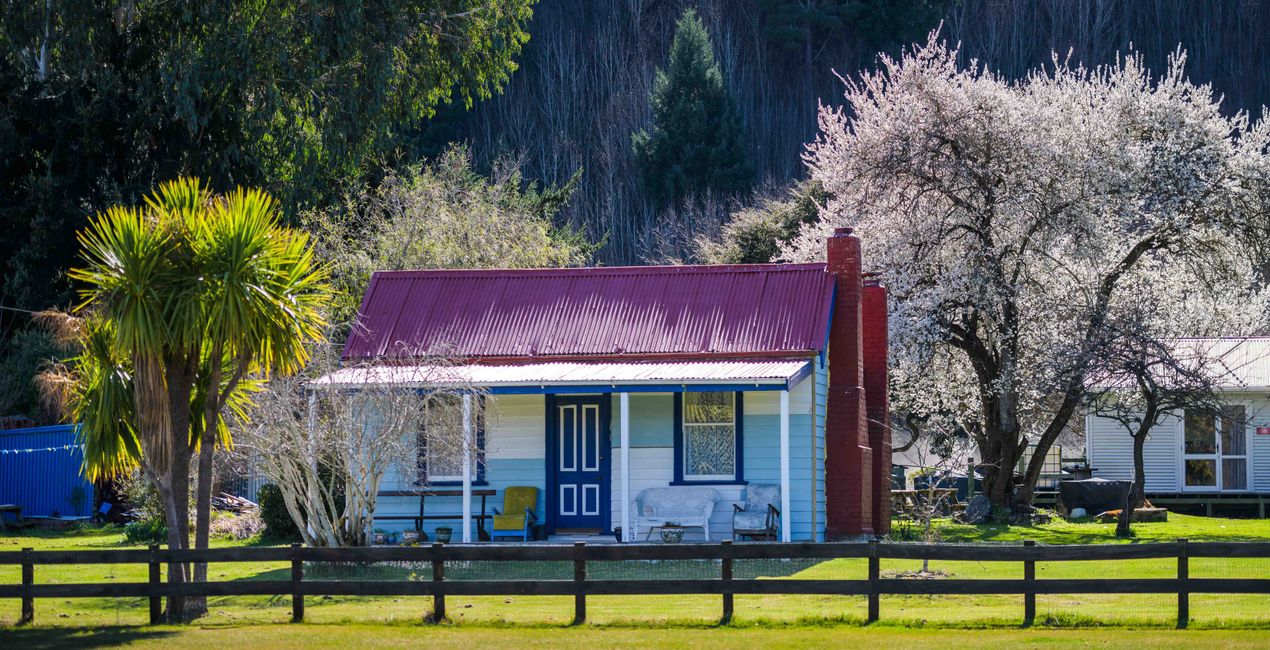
[373,394,548,538]
[1087,394,1270,493]
[1086,412,1180,492]
[607,370,823,542]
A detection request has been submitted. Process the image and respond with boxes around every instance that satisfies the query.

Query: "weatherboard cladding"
[343,264,836,361]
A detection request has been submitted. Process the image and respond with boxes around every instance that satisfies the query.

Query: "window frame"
[416,394,487,486]
[671,391,745,485]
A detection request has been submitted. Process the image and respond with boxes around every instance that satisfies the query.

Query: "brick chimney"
[824,228,873,537]
[863,275,891,535]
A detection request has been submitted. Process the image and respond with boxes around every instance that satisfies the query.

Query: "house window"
[676,392,743,483]
[417,395,485,485]
[1182,405,1247,491]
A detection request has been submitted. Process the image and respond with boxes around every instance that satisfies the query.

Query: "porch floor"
[546,532,619,544]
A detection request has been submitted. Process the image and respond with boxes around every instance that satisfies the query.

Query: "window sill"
[669,479,748,486]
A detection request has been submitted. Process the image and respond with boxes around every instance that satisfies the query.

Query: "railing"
[2,539,1268,628]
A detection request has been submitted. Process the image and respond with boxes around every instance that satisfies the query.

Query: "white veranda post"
[461,394,473,543]
[620,392,631,542]
[779,390,791,542]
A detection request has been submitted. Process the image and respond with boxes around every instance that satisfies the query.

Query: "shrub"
[257,484,302,541]
[210,509,265,541]
[123,518,167,546]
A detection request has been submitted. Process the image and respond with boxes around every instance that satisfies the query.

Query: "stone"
[963,495,992,524]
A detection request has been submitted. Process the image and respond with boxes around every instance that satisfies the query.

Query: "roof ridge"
[370,262,828,278]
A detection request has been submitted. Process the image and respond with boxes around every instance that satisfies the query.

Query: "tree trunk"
[189,426,215,617]
[156,476,187,623]
[1117,432,1148,537]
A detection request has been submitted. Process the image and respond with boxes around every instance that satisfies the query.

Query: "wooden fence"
[2,539,1268,628]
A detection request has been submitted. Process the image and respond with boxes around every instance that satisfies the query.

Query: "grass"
[1,513,1268,645]
[5,624,1270,649]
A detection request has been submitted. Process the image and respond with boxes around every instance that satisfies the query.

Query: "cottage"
[318,228,891,541]
[1085,338,1270,513]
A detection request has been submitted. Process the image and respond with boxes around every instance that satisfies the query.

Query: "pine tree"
[632,9,751,206]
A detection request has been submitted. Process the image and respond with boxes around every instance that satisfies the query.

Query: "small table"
[377,489,496,541]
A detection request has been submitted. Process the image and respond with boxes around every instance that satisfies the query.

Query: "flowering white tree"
[787,32,1270,508]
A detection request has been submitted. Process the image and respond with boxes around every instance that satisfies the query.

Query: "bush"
[257,484,301,541]
[210,509,265,541]
[123,518,167,545]
[697,180,826,264]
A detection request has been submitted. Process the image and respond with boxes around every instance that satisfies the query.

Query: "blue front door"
[549,396,609,531]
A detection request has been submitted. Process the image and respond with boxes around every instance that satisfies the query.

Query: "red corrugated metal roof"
[342,264,835,361]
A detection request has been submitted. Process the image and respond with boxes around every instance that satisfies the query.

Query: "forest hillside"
[439,0,1270,263]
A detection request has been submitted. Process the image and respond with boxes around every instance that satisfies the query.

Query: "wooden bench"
[376,489,496,541]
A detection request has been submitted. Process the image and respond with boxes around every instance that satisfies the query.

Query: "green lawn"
[1,513,1269,643]
[4,624,1270,649]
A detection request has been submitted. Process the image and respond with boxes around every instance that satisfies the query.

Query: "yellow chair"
[491,486,539,541]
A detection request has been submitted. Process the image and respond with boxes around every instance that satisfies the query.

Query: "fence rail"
[2,539,1268,627]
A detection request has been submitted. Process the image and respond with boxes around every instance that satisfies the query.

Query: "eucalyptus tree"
[786,32,1270,509]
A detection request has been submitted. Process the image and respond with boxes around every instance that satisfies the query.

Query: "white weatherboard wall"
[609,366,824,542]
[1085,411,1180,491]
[373,394,547,537]
[1086,393,1270,493]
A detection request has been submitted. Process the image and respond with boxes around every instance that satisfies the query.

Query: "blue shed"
[0,424,94,519]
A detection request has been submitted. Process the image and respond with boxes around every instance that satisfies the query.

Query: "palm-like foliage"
[38,314,142,482]
[49,178,328,618]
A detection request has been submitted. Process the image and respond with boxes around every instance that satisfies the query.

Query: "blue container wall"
[0,425,94,518]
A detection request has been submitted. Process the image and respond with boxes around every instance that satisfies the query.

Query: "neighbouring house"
[1085,338,1270,511]
[316,228,891,541]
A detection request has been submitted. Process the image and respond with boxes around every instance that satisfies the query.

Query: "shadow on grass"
[0,626,176,649]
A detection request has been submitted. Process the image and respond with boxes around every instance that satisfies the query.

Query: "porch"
[317,359,827,543]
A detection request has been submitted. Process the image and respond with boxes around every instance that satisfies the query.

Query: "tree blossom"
[786,32,1270,506]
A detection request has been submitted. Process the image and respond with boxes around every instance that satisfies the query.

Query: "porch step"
[547,532,619,544]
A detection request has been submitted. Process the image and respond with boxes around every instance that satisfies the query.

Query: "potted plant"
[372,529,389,545]
[401,530,420,546]
[659,522,685,544]
[435,526,453,544]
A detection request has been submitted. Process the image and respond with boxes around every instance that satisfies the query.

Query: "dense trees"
[0,0,534,316]
[787,34,1270,509]
[305,146,592,326]
[633,9,751,206]
[451,0,1270,264]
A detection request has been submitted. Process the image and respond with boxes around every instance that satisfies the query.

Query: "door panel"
[550,397,608,531]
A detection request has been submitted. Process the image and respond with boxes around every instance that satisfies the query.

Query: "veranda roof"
[310,359,813,393]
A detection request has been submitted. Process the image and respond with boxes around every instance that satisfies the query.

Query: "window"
[1182,405,1247,491]
[675,392,743,483]
[416,395,485,485]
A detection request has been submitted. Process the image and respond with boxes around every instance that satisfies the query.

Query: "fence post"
[867,539,879,623]
[148,545,162,625]
[430,542,446,623]
[720,540,734,624]
[290,543,304,623]
[1177,538,1189,629]
[573,541,587,625]
[19,547,33,625]
[1023,540,1036,625]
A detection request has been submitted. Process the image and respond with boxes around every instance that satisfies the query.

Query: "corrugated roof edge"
[365,262,829,279]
